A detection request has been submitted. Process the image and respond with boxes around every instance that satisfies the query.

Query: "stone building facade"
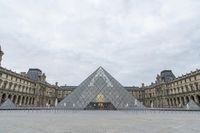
[0,67,58,107]
[0,46,200,108]
[133,70,200,108]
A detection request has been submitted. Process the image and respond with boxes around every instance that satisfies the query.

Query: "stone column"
[14,95,18,105]
[19,96,23,106]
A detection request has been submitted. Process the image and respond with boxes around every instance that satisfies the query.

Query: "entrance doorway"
[84,92,116,110]
[85,102,116,110]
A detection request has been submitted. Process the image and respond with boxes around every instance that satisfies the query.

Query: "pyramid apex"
[96,66,106,72]
[98,66,104,70]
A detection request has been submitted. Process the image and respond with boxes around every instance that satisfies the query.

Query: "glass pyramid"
[184,100,200,110]
[57,67,144,110]
[0,99,16,108]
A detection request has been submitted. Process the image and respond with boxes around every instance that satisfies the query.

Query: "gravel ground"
[0,110,199,133]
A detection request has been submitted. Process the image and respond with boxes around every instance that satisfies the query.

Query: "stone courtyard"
[0,110,199,133]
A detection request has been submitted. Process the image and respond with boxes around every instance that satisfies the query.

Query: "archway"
[48,100,51,105]
[177,97,180,106]
[32,98,35,105]
[170,99,173,106]
[186,96,189,103]
[196,95,200,104]
[191,95,195,101]
[8,94,12,100]
[25,97,29,105]
[167,99,170,106]
[22,96,25,105]
[181,97,185,105]
[17,96,21,105]
[1,93,7,104]
[13,95,17,104]
[174,98,177,106]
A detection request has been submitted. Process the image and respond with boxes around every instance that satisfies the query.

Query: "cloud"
[0,0,200,86]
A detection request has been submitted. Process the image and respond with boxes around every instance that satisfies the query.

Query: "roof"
[60,86,77,90]
[0,67,34,82]
[124,86,140,91]
[28,68,42,73]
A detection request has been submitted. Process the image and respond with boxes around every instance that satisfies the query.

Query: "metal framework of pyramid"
[57,67,144,110]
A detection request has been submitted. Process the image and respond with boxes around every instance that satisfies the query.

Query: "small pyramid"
[0,99,16,108]
[184,100,200,110]
[57,67,144,110]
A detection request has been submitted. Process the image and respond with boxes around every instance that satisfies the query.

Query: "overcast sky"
[0,0,200,87]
